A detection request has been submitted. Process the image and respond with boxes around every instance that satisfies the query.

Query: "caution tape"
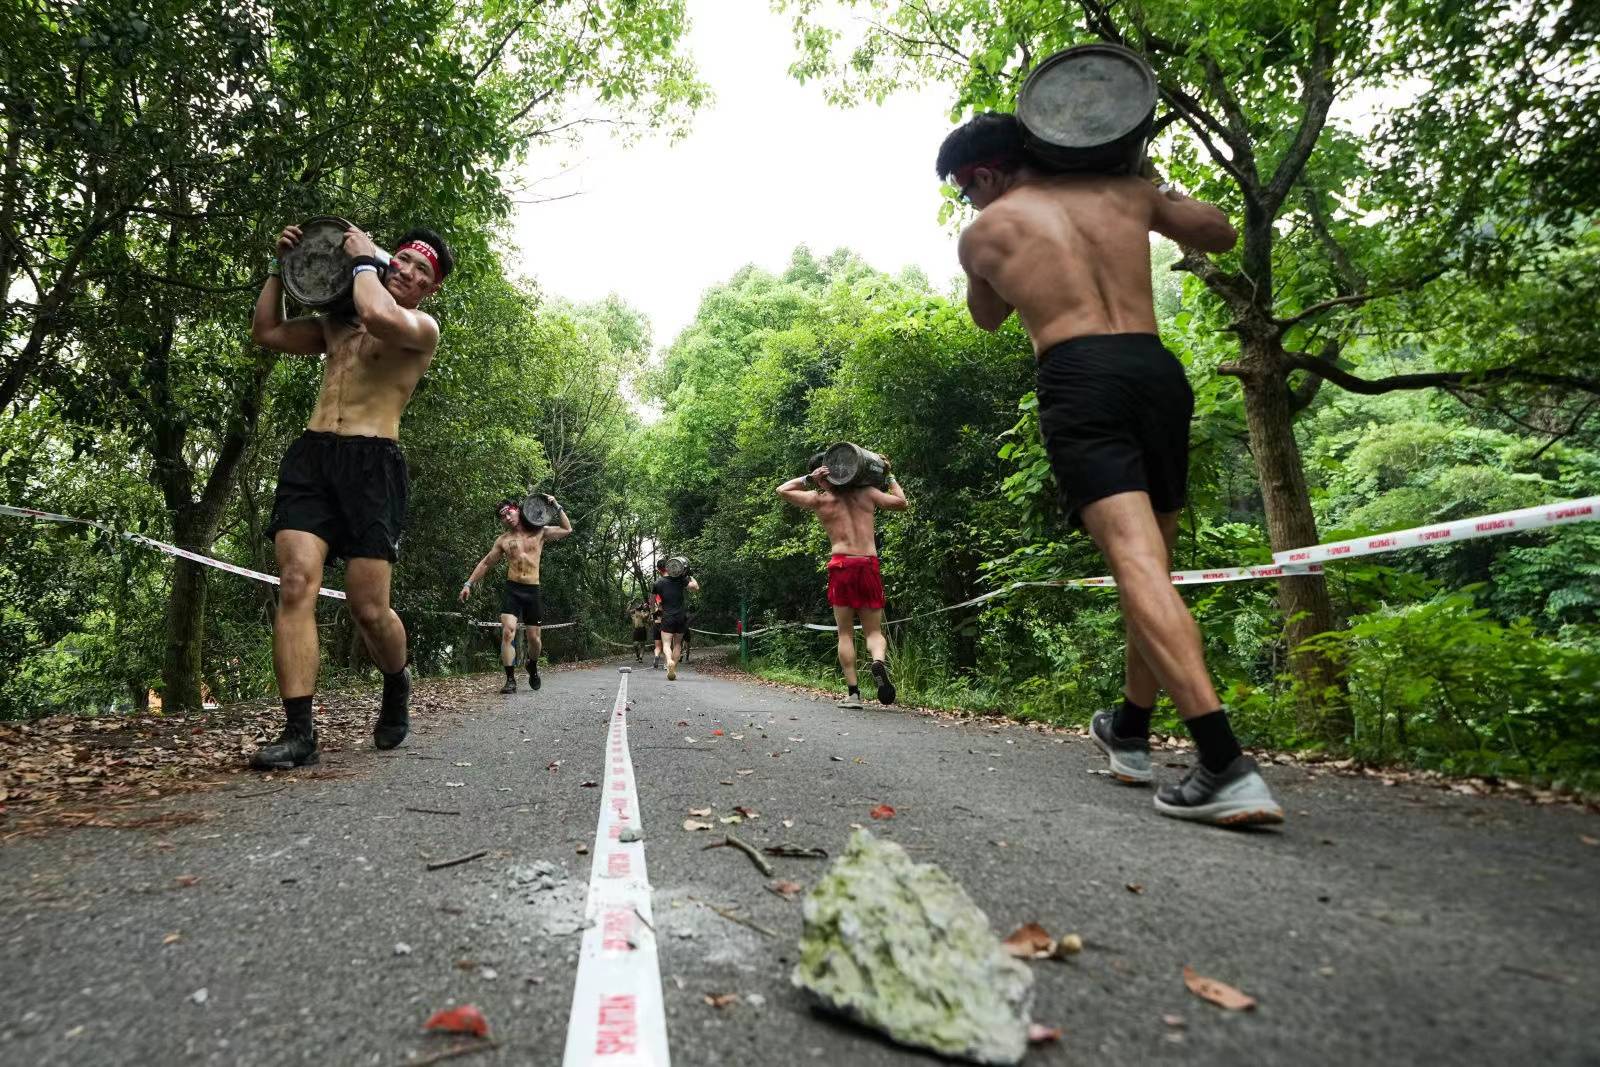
[0,503,348,600]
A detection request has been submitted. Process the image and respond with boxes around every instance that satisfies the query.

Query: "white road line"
[562,669,671,1066]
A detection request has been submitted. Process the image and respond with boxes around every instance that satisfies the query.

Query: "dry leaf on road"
[768,880,804,900]
[869,804,896,820]
[162,932,182,945]
[703,993,739,1009]
[688,807,713,817]
[423,1004,490,1037]
[1002,922,1056,959]
[174,874,200,888]
[1126,883,1145,894]
[1027,1023,1063,1044]
[1183,966,1257,1011]
[682,819,715,832]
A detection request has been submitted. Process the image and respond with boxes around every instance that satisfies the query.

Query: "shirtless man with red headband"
[776,460,908,708]
[249,223,453,769]
[938,111,1282,826]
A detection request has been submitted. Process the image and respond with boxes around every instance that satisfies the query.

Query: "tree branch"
[1285,352,1600,397]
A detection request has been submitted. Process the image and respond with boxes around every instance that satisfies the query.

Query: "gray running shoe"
[1154,755,1285,826]
[837,692,864,710]
[1090,709,1152,784]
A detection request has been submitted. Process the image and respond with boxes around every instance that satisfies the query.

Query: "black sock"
[1112,697,1153,740]
[847,684,860,696]
[505,665,516,682]
[1185,710,1243,773]
[283,695,314,733]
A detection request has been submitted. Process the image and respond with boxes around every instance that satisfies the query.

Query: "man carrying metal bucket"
[248,222,452,769]
[776,445,908,709]
[937,51,1283,826]
[653,556,699,681]
[459,495,573,693]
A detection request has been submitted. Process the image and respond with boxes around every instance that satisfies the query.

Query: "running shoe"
[1154,755,1285,826]
[250,725,319,769]
[500,677,517,694]
[667,664,677,681]
[528,663,541,691]
[869,660,896,706]
[1090,708,1152,785]
[837,691,864,710]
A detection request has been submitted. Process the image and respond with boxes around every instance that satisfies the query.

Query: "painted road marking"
[563,670,670,1066]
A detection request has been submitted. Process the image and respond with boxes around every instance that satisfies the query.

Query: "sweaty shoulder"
[959,204,1027,273]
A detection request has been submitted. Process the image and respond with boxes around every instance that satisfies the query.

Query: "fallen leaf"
[736,770,754,776]
[711,730,724,736]
[788,736,805,742]
[719,814,743,824]
[546,760,563,771]
[682,819,715,832]
[453,762,472,767]
[829,755,844,762]
[768,880,804,900]
[676,720,689,727]
[580,780,598,788]
[1027,1023,1063,1044]
[1182,966,1257,1011]
[174,874,200,888]
[162,932,182,945]
[1002,922,1056,959]
[1126,883,1145,894]
[576,844,589,854]
[781,819,794,828]
[719,779,734,786]
[444,781,466,788]
[1162,1013,1186,1028]
[703,993,739,1009]
[869,804,896,820]
[688,807,713,817]
[1581,835,1598,846]
[424,1004,490,1037]
[733,806,758,819]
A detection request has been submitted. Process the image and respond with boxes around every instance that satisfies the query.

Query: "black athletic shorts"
[632,627,648,642]
[659,613,687,635]
[1035,333,1193,526]
[501,580,543,625]
[266,431,409,561]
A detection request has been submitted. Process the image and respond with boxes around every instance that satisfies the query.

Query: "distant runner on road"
[776,456,908,709]
[460,496,573,694]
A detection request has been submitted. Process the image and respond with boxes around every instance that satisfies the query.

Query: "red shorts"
[827,554,885,610]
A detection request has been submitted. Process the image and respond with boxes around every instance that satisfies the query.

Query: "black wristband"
[350,254,387,272]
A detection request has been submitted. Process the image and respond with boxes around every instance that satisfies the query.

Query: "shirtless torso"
[958,174,1235,353]
[495,527,549,584]
[303,317,433,439]
[776,464,908,555]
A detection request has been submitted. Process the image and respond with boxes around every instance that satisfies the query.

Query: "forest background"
[3,0,1598,792]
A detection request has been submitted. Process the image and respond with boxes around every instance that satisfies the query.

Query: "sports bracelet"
[267,257,281,277]
[353,264,379,278]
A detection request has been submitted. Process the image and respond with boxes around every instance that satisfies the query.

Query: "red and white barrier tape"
[0,503,348,600]
[563,671,671,1066]
[1272,495,1599,567]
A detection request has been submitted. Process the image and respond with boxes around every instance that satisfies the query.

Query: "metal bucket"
[1017,43,1157,176]
[664,556,690,578]
[822,442,889,490]
[519,494,558,530]
[280,215,392,308]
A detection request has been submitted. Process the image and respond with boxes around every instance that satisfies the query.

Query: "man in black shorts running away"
[460,496,573,693]
[250,222,453,768]
[939,112,1282,826]
[628,601,651,662]
[652,560,699,681]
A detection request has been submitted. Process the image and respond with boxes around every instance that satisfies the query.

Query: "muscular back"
[960,175,1235,354]
[813,488,887,556]
[305,319,434,439]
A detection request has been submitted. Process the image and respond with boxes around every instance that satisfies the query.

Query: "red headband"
[394,240,441,281]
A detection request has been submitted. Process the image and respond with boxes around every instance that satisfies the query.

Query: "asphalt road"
[2,656,1598,1066]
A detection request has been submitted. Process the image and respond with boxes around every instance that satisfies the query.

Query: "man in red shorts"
[777,458,909,708]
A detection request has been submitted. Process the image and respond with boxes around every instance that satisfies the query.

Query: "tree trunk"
[1236,345,1351,741]
[162,553,208,712]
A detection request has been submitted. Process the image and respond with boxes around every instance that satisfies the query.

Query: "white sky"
[507,0,964,350]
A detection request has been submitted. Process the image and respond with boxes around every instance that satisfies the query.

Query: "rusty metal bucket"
[822,442,889,490]
[280,215,392,308]
[519,494,558,530]
[1017,43,1157,176]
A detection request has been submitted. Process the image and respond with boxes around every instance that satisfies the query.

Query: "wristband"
[353,264,379,278]
[267,257,281,277]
